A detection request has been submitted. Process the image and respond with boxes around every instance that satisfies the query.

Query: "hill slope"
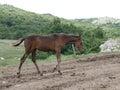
[0,4,56,39]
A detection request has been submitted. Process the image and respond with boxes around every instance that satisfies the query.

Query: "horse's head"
[74,35,84,53]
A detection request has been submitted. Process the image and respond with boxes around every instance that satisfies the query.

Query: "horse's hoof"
[38,71,43,76]
[17,72,19,75]
[58,70,62,75]
[52,67,57,73]
[40,73,43,76]
[17,72,21,78]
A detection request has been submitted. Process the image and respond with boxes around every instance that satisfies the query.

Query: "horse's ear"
[78,34,82,40]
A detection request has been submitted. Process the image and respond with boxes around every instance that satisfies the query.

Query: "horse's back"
[23,33,77,52]
[24,35,57,51]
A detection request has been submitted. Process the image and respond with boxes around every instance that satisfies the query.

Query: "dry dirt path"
[0,53,120,90]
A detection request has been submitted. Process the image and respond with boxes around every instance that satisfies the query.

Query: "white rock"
[0,57,4,60]
[2,81,7,84]
[100,39,120,52]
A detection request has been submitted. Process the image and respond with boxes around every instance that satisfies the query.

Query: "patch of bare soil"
[1,53,120,90]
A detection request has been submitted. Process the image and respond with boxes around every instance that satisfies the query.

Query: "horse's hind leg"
[17,52,29,77]
[32,50,43,76]
[53,51,62,75]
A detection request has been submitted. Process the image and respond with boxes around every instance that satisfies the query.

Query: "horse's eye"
[80,42,82,45]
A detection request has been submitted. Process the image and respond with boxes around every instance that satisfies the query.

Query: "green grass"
[0,39,24,66]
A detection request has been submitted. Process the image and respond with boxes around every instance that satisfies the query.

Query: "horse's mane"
[52,33,79,37]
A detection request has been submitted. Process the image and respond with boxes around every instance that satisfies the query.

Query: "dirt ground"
[1,53,120,90]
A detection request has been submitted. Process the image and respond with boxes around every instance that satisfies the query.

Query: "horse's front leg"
[32,50,43,76]
[53,51,62,75]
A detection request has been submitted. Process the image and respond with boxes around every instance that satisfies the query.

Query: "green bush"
[82,27,106,53]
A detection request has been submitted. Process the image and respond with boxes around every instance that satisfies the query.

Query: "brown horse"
[13,33,84,77]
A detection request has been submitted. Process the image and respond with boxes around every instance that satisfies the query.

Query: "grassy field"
[0,39,24,66]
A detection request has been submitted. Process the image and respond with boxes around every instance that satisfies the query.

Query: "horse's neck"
[65,36,76,44]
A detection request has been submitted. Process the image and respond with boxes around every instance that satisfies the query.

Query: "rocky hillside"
[92,17,120,25]
[75,17,120,26]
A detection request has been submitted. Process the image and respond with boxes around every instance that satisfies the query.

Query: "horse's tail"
[13,38,25,47]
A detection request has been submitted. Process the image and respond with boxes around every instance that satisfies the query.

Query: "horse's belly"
[36,42,55,52]
[38,47,54,52]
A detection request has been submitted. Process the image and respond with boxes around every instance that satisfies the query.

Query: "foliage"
[82,27,106,53]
